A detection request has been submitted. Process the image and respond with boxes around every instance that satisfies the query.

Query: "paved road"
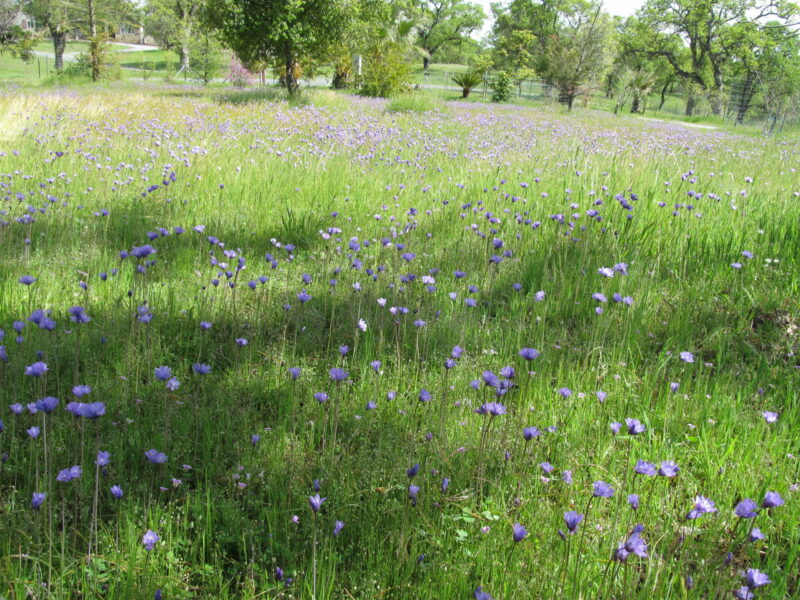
[32,43,159,63]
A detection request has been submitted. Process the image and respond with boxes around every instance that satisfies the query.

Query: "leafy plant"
[188,31,224,85]
[331,48,352,90]
[359,42,411,98]
[49,51,121,82]
[226,55,253,87]
[491,70,514,102]
[452,70,483,98]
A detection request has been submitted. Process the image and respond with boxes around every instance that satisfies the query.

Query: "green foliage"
[24,0,137,75]
[330,46,352,89]
[0,22,35,60]
[490,70,513,102]
[490,0,587,76]
[206,0,354,94]
[48,50,121,81]
[359,42,411,97]
[415,0,485,69]
[635,0,800,115]
[187,30,224,84]
[544,3,614,110]
[451,69,483,98]
[143,0,203,51]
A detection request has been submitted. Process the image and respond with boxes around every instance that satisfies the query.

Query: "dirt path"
[640,117,717,130]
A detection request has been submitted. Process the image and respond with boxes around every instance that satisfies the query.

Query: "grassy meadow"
[0,88,798,599]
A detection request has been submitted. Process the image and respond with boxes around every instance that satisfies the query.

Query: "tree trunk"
[51,27,67,71]
[423,56,430,76]
[658,80,670,110]
[332,69,348,89]
[87,0,100,81]
[567,94,574,111]
[284,45,299,95]
[631,94,640,114]
[462,87,470,98]
[710,94,722,116]
[685,94,695,116]
[180,45,190,71]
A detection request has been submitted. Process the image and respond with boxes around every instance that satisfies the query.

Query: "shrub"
[452,71,483,98]
[227,55,254,87]
[48,52,121,83]
[491,71,514,103]
[360,43,411,98]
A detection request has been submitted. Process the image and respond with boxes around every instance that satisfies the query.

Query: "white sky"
[475,0,646,38]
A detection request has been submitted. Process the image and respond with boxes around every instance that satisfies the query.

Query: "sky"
[474,0,646,37]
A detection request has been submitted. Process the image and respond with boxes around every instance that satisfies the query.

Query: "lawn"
[114,49,174,71]
[0,88,797,599]
[0,54,53,83]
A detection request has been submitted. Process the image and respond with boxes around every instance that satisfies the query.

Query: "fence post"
[37,58,41,79]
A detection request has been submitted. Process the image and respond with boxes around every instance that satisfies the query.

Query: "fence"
[417,70,559,104]
[421,70,793,128]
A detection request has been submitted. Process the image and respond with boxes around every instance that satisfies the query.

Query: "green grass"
[0,88,798,600]
[386,93,446,113]
[0,54,54,83]
[114,49,172,70]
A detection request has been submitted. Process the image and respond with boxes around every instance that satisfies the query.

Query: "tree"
[1,1,34,59]
[729,22,800,124]
[614,16,676,113]
[543,1,614,110]
[490,0,586,78]
[206,0,354,95]
[189,27,223,84]
[353,0,427,96]
[24,0,72,70]
[633,0,799,115]
[144,0,203,72]
[81,0,136,80]
[24,0,134,76]
[414,0,485,74]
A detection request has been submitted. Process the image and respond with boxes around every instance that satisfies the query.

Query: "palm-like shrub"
[452,71,483,98]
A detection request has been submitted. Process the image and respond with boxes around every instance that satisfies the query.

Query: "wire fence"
[417,70,558,103]
[417,70,800,134]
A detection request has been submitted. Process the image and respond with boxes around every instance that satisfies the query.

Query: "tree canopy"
[205,0,355,94]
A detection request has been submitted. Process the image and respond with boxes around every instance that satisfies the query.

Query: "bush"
[491,71,514,102]
[359,43,411,98]
[452,71,483,99]
[227,55,254,87]
[48,52,122,83]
